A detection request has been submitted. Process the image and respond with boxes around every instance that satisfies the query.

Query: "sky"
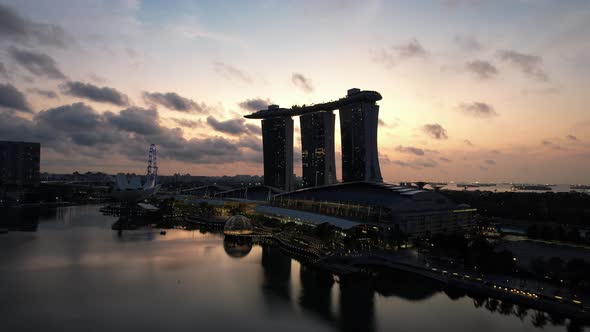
[0,0,589,184]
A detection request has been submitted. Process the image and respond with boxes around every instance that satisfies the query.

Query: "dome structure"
[223,215,254,236]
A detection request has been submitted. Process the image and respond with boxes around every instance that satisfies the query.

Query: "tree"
[514,305,528,320]
[565,258,590,289]
[531,311,547,328]
[565,228,581,243]
[315,223,335,240]
[530,258,546,276]
[547,257,564,279]
[526,224,539,238]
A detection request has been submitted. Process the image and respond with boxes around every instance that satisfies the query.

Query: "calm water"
[0,205,585,332]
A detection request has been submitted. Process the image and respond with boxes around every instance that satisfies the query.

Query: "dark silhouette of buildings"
[339,89,382,182]
[261,107,294,192]
[300,111,336,188]
[0,141,40,199]
[246,89,383,190]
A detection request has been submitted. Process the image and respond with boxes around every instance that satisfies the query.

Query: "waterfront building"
[261,106,294,192]
[339,89,382,183]
[179,184,231,197]
[273,182,476,238]
[214,184,284,202]
[300,111,336,188]
[0,141,40,199]
[223,215,254,236]
[246,89,383,188]
[112,144,160,202]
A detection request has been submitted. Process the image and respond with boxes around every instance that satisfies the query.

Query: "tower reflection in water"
[299,264,335,323]
[2,207,45,232]
[221,240,586,332]
[339,275,375,332]
[258,242,378,332]
[261,244,292,307]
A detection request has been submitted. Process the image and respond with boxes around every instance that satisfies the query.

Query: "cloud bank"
[61,81,130,106]
[423,124,448,140]
[143,91,207,113]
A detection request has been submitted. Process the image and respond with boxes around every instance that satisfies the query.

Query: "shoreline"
[246,232,590,323]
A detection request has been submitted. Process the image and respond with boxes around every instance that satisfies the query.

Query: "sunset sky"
[0,0,589,183]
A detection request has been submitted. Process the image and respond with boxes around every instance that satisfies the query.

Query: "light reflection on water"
[0,205,585,332]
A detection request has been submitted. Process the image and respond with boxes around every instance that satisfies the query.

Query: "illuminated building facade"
[300,111,336,188]
[339,88,382,183]
[247,89,383,190]
[262,106,294,191]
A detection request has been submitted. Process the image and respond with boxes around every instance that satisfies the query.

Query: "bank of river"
[0,205,586,332]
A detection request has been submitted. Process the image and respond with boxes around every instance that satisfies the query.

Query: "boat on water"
[456,183,480,188]
[476,183,497,187]
[511,184,552,191]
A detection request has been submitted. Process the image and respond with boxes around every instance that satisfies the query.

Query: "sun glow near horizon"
[0,0,589,183]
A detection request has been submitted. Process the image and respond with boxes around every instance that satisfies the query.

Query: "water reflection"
[231,241,588,332]
[258,246,378,332]
[0,207,46,231]
[1,205,587,332]
[261,244,292,308]
[299,265,335,324]
[223,237,253,258]
[339,275,375,332]
[373,268,440,301]
[471,296,586,332]
[114,228,156,242]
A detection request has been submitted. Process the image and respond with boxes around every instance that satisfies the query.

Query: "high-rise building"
[261,106,294,191]
[246,89,383,187]
[339,88,383,183]
[0,141,41,193]
[300,111,336,188]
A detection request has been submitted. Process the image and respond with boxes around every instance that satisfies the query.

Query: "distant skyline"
[0,0,589,183]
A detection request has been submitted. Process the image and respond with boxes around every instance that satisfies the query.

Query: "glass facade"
[254,90,383,189]
[262,114,294,191]
[300,111,336,188]
[339,91,382,183]
[223,215,254,236]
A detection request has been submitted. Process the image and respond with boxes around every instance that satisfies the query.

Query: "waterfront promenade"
[171,207,590,324]
[320,252,588,321]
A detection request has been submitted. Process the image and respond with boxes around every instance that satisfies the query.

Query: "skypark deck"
[244,90,382,119]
